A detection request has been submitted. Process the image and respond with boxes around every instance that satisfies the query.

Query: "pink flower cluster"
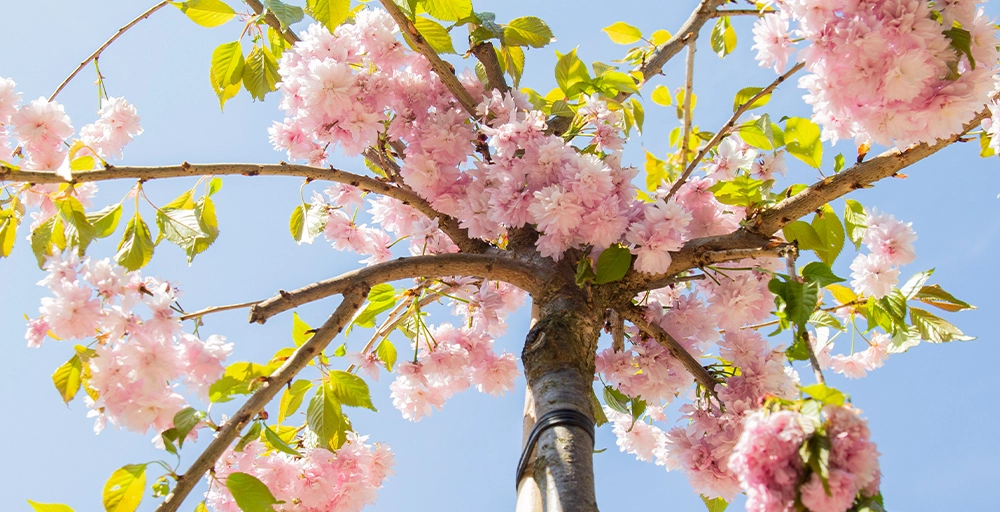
[729,405,881,512]
[849,208,917,298]
[208,435,394,512]
[661,329,799,500]
[269,11,752,274]
[755,0,999,147]
[10,96,73,171]
[26,253,231,435]
[389,322,519,421]
[604,407,669,464]
[812,328,891,379]
[79,96,143,160]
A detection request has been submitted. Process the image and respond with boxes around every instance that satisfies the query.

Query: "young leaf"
[811,205,845,266]
[709,175,764,207]
[701,495,729,512]
[784,117,823,168]
[0,211,18,257]
[710,16,736,57]
[801,383,846,406]
[376,339,398,372]
[503,16,553,48]
[899,269,934,300]
[733,86,770,112]
[603,385,630,415]
[594,244,632,284]
[225,472,284,512]
[419,0,472,22]
[783,221,822,251]
[327,370,377,411]
[843,199,866,250]
[264,0,304,30]
[291,312,314,346]
[554,48,591,96]
[350,284,397,331]
[800,261,845,288]
[305,0,350,32]
[175,0,236,28]
[27,501,75,512]
[52,354,83,404]
[414,17,456,54]
[244,45,280,101]
[264,425,302,456]
[307,385,346,449]
[279,379,314,423]
[102,464,147,512]
[910,307,974,343]
[115,213,154,271]
[602,21,642,45]
[155,207,212,263]
[651,85,672,107]
[914,284,975,312]
[87,203,123,239]
[171,407,205,448]
[210,41,244,109]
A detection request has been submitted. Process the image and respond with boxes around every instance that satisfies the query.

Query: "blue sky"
[2,1,999,510]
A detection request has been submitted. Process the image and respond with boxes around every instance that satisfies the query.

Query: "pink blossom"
[10,97,73,165]
[799,469,859,512]
[863,209,917,266]
[0,77,21,122]
[605,407,667,463]
[753,13,795,73]
[849,253,899,298]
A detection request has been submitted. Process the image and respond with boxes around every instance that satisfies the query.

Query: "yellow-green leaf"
[27,501,75,512]
[291,312,314,346]
[414,16,456,54]
[102,464,147,512]
[279,379,313,423]
[115,213,154,271]
[244,44,280,101]
[419,0,472,22]
[210,41,244,109]
[503,16,553,48]
[602,21,643,45]
[225,472,284,512]
[651,84,672,106]
[52,354,83,404]
[650,29,671,46]
[306,0,350,32]
[785,117,823,168]
[175,0,236,28]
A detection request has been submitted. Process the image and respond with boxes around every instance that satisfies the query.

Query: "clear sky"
[2,1,999,511]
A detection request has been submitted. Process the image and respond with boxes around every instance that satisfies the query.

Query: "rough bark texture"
[519,289,602,512]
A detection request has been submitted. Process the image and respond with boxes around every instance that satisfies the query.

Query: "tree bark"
[516,289,602,511]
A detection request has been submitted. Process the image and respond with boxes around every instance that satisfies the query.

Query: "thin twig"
[248,253,546,324]
[377,0,479,116]
[618,304,719,399]
[665,61,806,202]
[155,287,369,512]
[49,1,172,101]
[711,9,775,18]
[178,301,261,321]
[0,161,487,253]
[680,39,697,171]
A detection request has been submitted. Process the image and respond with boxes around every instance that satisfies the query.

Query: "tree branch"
[470,41,510,94]
[680,39,697,170]
[617,304,719,398]
[246,0,300,45]
[1,161,488,253]
[178,301,260,322]
[711,9,774,18]
[377,0,480,117]
[49,1,172,101]
[639,244,788,291]
[155,287,369,512]
[249,253,547,324]
[665,61,805,201]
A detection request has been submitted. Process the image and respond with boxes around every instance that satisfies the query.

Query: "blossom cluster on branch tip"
[209,436,394,512]
[754,0,1000,147]
[26,253,231,436]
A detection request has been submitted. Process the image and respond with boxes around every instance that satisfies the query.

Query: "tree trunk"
[515,290,602,512]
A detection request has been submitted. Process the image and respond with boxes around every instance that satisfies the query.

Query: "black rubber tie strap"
[515,408,595,487]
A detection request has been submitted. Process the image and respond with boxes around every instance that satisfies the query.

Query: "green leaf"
[87,203,123,239]
[102,464,147,512]
[651,85,672,107]
[843,199,866,250]
[419,0,472,22]
[156,208,212,263]
[602,21,642,45]
[376,339,398,372]
[811,205,845,266]
[225,472,284,512]
[733,86,770,112]
[801,383,846,406]
[170,408,205,449]
[208,177,224,196]
[944,26,975,69]
[27,501,75,512]
[834,153,846,173]
[785,279,820,327]
[783,220,822,251]
[645,151,668,191]
[575,256,597,287]
[784,117,823,168]
[414,16,456,54]
[801,262,845,288]
[209,361,278,403]
[279,379,313,423]
[57,196,95,254]
[809,310,844,331]
[307,385,346,449]
[594,244,632,284]
[210,41,244,109]
[503,16,553,48]
[52,354,83,404]
[899,269,934,300]
[979,131,996,158]
[603,385,629,415]
[554,48,591,97]
[264,0,304,30]
[305,0,350,32]
[327,370,377,411]
[629,98,645,134]
[244,45,280,101]
[264,425,302,456]
[175,0,236,27]
[595,70,638,95]
[701,496,729,512]
[192,197,220,256]
[709,175,764,207]
[115,213,154,271]
[710,16,736,57]
[30,216,57,268]
[350,284,397,331]
[737,114,777,150]
[914,284,976,312]
[502,44,526,87]
[590,388,609,426]
[910,307,974,343]
[289,204,306,243]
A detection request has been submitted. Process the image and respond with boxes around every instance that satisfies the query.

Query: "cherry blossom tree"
[3,0,995,511]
